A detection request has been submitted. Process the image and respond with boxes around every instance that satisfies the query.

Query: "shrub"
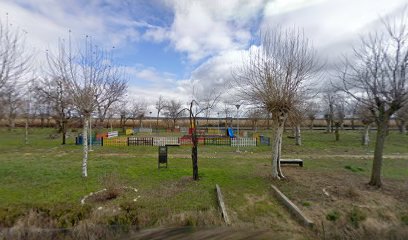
[349,208,366,228]
[344,165,364,173]
[326,210,340,221]
[401,215,408,225]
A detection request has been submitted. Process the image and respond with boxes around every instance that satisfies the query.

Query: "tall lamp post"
[149,111,152,134]
[217,112,220,134]
[235,104,241,152]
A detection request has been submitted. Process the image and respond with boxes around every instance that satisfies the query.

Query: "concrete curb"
[215,184,231,225]
[271,184,314,228]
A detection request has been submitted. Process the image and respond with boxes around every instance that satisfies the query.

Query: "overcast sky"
[0,0,406,112]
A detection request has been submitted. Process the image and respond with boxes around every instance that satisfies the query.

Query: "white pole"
[217,112,220,134]
[235,104,241,152]
[149,111,152,135]
[89,115,93,151]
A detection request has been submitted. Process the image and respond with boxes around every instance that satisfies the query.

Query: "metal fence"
[128,137,154,146]
[204,137,231,146]
[79,135,264,147]
[153,137,179,146]
[231,138,257,147]
[259,136,271,146]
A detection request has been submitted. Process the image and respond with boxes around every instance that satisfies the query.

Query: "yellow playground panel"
[103,137,128,146]
[125,129,134,135]
[207,129,223,135]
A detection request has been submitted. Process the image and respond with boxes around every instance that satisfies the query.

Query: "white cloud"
[153,0,265,62]
[261,0,406,61]
[0,0,144,53]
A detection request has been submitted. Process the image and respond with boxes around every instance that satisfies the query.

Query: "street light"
[235,104,241,152]
[149,111,152,134]
[217,112,220,134]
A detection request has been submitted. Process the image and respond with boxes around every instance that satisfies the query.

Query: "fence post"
[101,137,104,146]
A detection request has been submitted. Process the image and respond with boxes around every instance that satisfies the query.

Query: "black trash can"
[158,146,168,168]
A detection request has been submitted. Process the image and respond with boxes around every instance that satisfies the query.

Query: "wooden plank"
[215,184,231,225]
[271,184,314,228]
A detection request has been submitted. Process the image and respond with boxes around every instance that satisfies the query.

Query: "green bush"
[326,210,340,221]
[0,207,25,227]
[349,208,366,228]
[401,215,408,225]
[344,165,364,173]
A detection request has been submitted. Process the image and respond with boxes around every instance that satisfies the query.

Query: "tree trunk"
[190,108,199,180]
[362,124,370,146]
[398,120,406,134]
[82,117,89,178]
[309,119,314,130]
[325,119,331,133]
[335,122,340,141]
[369,119,388,187]
[156,113,159,132]
[8,118,15,131]
[25,118,28,145]
[295,124,301,146]
[351,118,355,130]
[61,120,67,145]
[271,111,287,179]
[192,139,198,180]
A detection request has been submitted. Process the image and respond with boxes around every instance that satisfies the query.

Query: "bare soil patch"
[261,165,408,239]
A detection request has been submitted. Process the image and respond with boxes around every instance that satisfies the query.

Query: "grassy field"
[0,127,407,239]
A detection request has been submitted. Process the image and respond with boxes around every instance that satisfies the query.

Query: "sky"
[0,0,406,114]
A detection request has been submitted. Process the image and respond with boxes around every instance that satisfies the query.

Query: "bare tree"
[234,27,321,179]
[1,81,23,130]
[305,101,320,130]
[185,90,221,181]
[221,103,233,128]
[337,11,408,187]
[118,100,131,132]
[163,99,184,129]
[129,100,147,128]
[356,103,375,146]
[35,77,73,144]
[395,104,408,134]
[94,70,127,131]
[155,95,165,130]
[333,95,347,141]
[246,108,264,131]
[287,103,308,146]
[47,35,126,177]
[322,89,337,133]
[0,18,31,94]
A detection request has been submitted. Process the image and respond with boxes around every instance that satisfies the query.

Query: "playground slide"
[227,128,234,138]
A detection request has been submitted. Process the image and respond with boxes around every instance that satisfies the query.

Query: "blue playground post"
[227,128,234,138]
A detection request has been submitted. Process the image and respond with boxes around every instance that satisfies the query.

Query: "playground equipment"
[227,128,234,138]
[75,127,271,147]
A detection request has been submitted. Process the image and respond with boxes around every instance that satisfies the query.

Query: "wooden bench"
[165,144,180,147]
[280,159,303,167]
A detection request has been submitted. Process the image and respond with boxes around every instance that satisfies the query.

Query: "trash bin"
[158,146,168,168]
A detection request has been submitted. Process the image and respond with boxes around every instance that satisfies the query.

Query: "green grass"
[0,127,407,233]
